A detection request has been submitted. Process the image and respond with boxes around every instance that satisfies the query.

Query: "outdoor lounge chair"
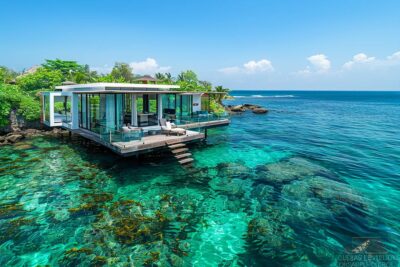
[159,118,186,136]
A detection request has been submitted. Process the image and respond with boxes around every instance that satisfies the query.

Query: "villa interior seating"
[163,108,176,121]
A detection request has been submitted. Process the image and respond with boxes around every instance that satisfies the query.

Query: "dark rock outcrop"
[252,108,268,114]
[225,103,269,114]
[0,127,69,146]
[230,105,246,112]
[243,104,262,110]
[5,134,24,143]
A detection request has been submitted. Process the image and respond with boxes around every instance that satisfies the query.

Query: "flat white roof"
[55,82,180,91]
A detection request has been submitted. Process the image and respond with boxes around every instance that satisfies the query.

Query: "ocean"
[0,90,399,266]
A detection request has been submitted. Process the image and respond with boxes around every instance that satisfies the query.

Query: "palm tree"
[164,72,173,83]
[214,85,229,104]
[177,73,184,82]
[155,72,165,82]
[199,80,212,92]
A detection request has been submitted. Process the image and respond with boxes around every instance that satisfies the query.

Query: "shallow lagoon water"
[1,90,400,266]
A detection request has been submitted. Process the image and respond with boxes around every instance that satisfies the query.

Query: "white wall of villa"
[42,83,217,133]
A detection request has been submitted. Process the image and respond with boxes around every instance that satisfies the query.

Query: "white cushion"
[171,128,186,134]
[165,121,172,130]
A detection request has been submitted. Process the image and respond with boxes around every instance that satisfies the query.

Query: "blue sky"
[1,0,400,90]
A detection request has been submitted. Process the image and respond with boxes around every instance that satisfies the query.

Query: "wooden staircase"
[168,143,194,167]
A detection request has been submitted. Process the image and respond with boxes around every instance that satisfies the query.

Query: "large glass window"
[124,94,131,125]
[43,94,50,123]
[116,94,124,129]
[89,94,101,133]
[162,94,176,120]
[82,94,87,128]
[78,94,88,129]
[136,94,158,126]
[62,96,71,123]
[181,95,193,118]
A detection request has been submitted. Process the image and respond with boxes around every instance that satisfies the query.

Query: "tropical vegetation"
[0,59,229,128]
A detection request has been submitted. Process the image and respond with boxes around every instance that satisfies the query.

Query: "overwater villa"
[40,82,229,158]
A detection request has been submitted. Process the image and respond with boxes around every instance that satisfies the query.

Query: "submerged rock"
[252,108,268,114]
[247,216,301,264]
[307,242,336,266]
[216,162,252,180]
[255,158,318,184]
[308,176,369,211]
[251,184,275,209]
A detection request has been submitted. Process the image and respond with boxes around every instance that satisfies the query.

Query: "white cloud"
[307,54,331,72]
[295,54,331,75]
[387,51,400,61]
[243,59,274,72]
[343,53,375,69]
[219,59,274,74]
[129,58,171,74]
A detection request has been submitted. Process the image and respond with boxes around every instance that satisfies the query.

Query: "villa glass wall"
[43,94,50,124]
[136,94,158,126]
[162,94,176,120]
[124,94,132,125]
[181,95,193,117]
[88,94,101,133]
[78,94,88,129]
[78,93,124,134]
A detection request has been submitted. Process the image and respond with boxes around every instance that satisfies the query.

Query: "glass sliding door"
[162,94,176,120]
[181,95,193,118]
[124,93,131,125]
[88,94,101,134]
[78,94,88,129]
[43,94,50,124]
[136,94,158,126]
[148,94,158,126]
[116,94,124,129]
[105,94,116,131]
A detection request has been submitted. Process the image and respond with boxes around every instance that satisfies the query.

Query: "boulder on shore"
[6,134,24,143]
[252,108,268,114]
[229,105,246,112]
[243,104,262,110]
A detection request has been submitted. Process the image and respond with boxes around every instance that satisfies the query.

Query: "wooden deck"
[179,118,230,129]
[68,119,229,156]
[70,128,204,156]
[113,130,204,156]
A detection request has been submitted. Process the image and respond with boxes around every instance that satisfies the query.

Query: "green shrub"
[0,84,41,126]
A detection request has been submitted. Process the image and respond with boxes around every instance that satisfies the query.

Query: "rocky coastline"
[225,103,269,114]
[0,127,68,146]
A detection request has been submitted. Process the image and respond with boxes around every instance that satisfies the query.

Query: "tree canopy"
[17,68,63,91]
[42,59,85,77]
[110,63,134,82]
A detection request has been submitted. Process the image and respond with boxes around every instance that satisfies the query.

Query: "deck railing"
[174,112,230,128]
[99,125,143,143]
[97,112,228,144]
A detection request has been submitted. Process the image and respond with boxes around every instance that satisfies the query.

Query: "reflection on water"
[1,91,400,266]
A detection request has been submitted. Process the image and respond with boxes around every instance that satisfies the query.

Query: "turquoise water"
[1,90,400,266]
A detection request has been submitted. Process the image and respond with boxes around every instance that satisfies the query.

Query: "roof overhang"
[55,82,180,92]
[70,90,207,94]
